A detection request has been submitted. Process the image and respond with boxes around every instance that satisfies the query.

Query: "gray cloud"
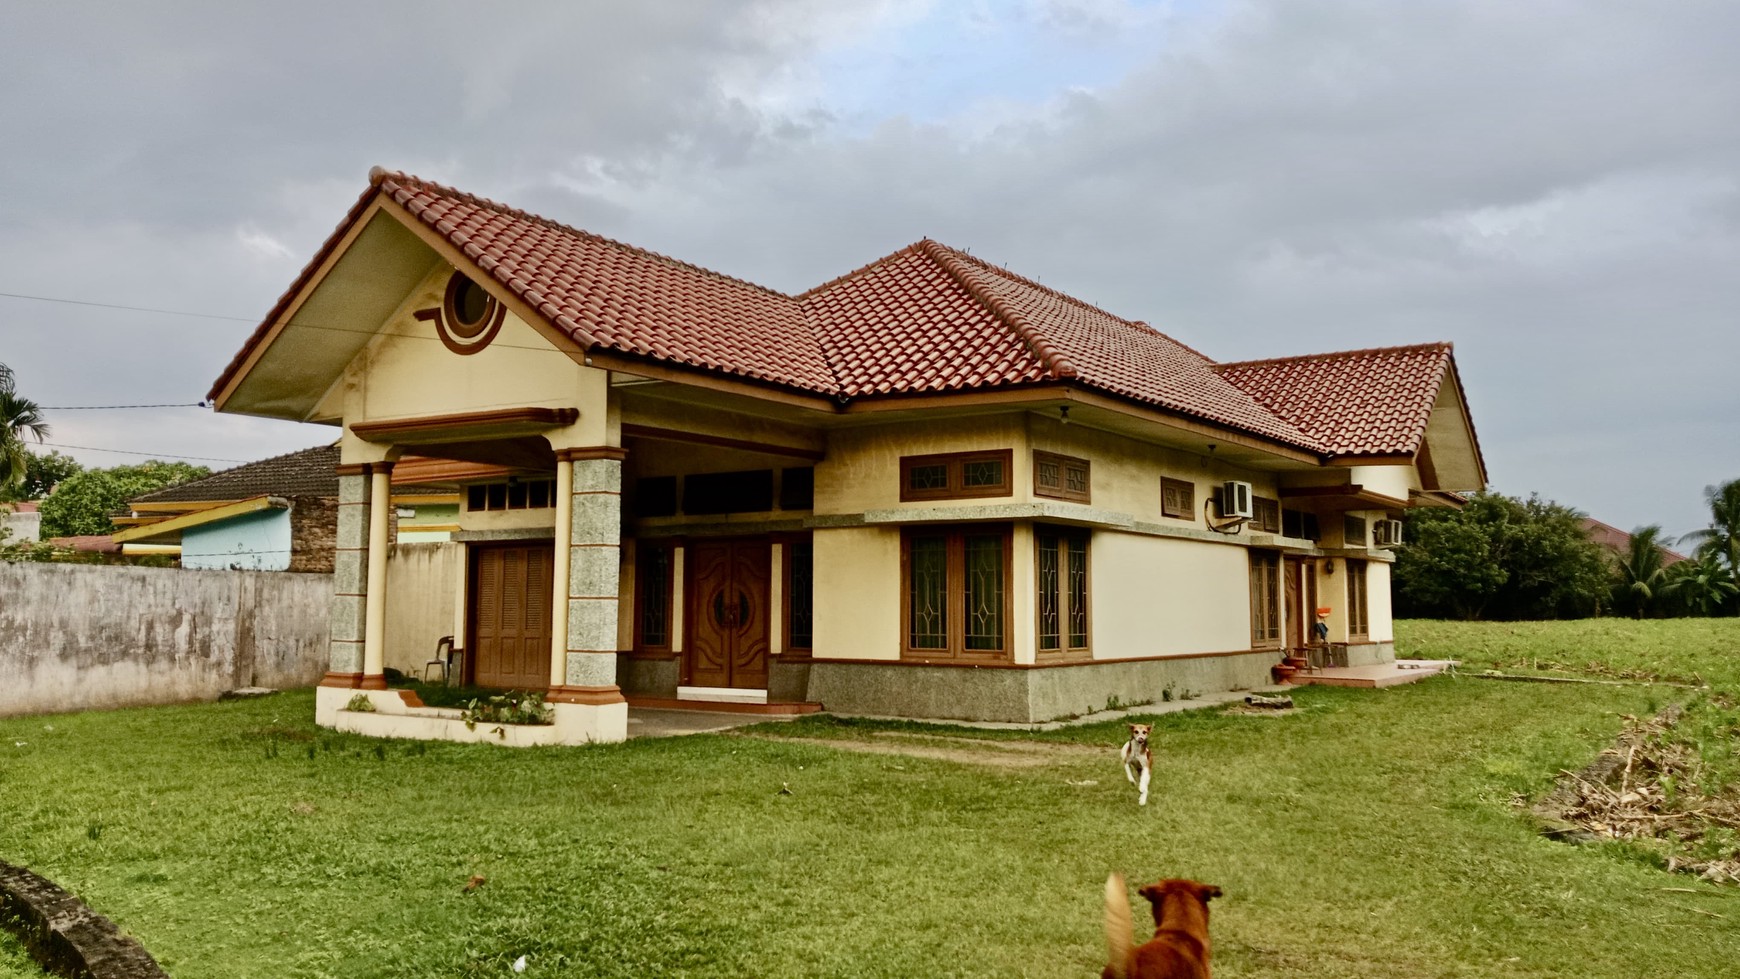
[2,0,1735,536]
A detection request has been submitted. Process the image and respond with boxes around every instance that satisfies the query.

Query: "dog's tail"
[1103,872,1131,979]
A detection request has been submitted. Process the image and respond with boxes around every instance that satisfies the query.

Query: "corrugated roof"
[1215,344,1454,456]
[132,444,340,503]
[211,169,1482,460]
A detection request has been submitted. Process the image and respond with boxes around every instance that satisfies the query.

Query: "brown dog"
[1102,873,1222,979]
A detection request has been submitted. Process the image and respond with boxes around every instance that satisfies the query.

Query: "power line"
[39,442,247,464]
[0,290,255,322]
[41,403,207,410]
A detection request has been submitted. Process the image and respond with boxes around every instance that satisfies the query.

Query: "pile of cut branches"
[1531,699,1740,884]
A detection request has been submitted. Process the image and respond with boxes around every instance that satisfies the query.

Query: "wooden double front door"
[470,543,554,690]
[685,539,771,690]
[1284,556,1318,653]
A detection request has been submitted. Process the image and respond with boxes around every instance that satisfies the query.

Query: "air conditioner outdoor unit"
[1220,480,1254,520]
[1374,518,1404,548]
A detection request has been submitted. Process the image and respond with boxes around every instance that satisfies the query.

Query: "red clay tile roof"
[1214,344,1454,456]
[212,169,1477,459]
[132,444,340,504]
[1581,518,1689,566]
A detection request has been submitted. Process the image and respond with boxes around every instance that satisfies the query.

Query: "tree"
[36,461,210,539]
[0,450,83,502]
[1611,525,1679,619]
[1393,491,1612,620]
[0,364,50,491]
[1664,550,1738,617]
[1680,478,1740,577]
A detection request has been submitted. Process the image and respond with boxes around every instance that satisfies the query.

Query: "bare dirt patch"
[745,732,1106,768]
[1530,700,1740,884]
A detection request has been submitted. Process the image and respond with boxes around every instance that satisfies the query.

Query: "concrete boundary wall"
[0,563,330,718]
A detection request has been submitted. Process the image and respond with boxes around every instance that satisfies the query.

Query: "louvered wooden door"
[470,543,555,690]
[685,539,771,689]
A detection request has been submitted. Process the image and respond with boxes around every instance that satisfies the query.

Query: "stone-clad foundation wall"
[804,652,1285,724]
[0,563,330,718]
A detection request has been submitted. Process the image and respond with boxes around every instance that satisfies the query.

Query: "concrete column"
[549,457,574,688]
[360,464,394,689]
[546,448,628,743]
[322,468,371,687]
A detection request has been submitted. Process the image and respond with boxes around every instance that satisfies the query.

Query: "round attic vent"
[437,271,505,354]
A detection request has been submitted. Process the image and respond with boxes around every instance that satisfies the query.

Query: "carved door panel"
[470,543,554,690]
[685,539,771,689]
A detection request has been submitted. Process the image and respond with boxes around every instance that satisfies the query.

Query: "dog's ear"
[1136,883,1163,904]
[1199,884,1223,901]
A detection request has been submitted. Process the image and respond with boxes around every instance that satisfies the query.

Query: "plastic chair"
[423,635,463,685]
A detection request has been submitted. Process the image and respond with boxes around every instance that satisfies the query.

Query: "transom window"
[900,450,1014,502]
[466,478,554,512]
[1161,477,1196,519]
[1343,515,1369,548]
[1034,451,1091,503]
[1037,527,1090,658]
[1253,496,1281,533]
[902,525,1011,659]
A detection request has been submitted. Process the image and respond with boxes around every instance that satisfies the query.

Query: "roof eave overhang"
[111,495,286,544]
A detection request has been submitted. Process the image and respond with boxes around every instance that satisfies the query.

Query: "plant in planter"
[344,693,376,713]
[460,691,554,731]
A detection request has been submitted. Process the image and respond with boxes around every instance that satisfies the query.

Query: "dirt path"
[743,731,1108,768]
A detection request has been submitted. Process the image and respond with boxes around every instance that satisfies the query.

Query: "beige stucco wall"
[1090,531,1253,658]
[1026,413,1279,525]
[1348,464,1420,503]
[816,415,1029,514]
[811,526,901,661]
[383,542,465,676]
[328,264,612,456]
[1367,559,1395,643]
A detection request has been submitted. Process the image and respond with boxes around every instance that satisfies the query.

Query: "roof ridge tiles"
[938,243,1145,329]
[369,167,799,303]
[1215,341,1453,373]
[918,240,1078,380]
[795,241,929,300]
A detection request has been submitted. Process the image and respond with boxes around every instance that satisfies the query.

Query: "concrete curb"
[0,860,166,978]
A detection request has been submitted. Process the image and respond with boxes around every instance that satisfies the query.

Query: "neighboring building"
[1581,518,1688,567]
[1,501,40,543]
[113,445,341,571]
[208,168,1487,744]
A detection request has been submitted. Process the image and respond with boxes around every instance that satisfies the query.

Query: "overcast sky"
[2,0,1735,537]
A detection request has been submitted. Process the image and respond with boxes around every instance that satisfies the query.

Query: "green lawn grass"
[1397,617,1740,689]
[0,931,38,979]
[1,623,1738,977]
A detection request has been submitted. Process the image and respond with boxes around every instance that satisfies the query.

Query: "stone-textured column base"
[547,684,627,705]
[315,685,628,745]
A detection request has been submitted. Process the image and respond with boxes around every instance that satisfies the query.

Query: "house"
[1581,518,1688,567]
[207,168,1486,744]
[112,444,342,570]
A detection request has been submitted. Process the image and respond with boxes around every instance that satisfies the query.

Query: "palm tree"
[1669,551,1739,617]
[1612,525,1678,619]
[1680,479,1740,577]
[1,364,51,490]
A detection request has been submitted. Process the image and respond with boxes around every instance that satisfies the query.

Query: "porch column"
[546,448,629,743]
[549,457,574,687]
[360,462,394,689]
[321,465,373,688]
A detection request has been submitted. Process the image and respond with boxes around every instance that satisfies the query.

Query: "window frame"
[1033,451,1091,504]
[1253,496,1281,534]
[1343,514,1369,549]
[899,450,1015,503]
[899,523,1013,661]
[1347,558,1370,639]
[1249,550,1282,649]
[781,534,814,657]
[633,539,676,657]
[1160,477,1196,519]
[1035,525,1091,661]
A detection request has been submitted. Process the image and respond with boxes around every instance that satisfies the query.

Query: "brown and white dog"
[1120,723,1153,806]
[1102,873,1222,979]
